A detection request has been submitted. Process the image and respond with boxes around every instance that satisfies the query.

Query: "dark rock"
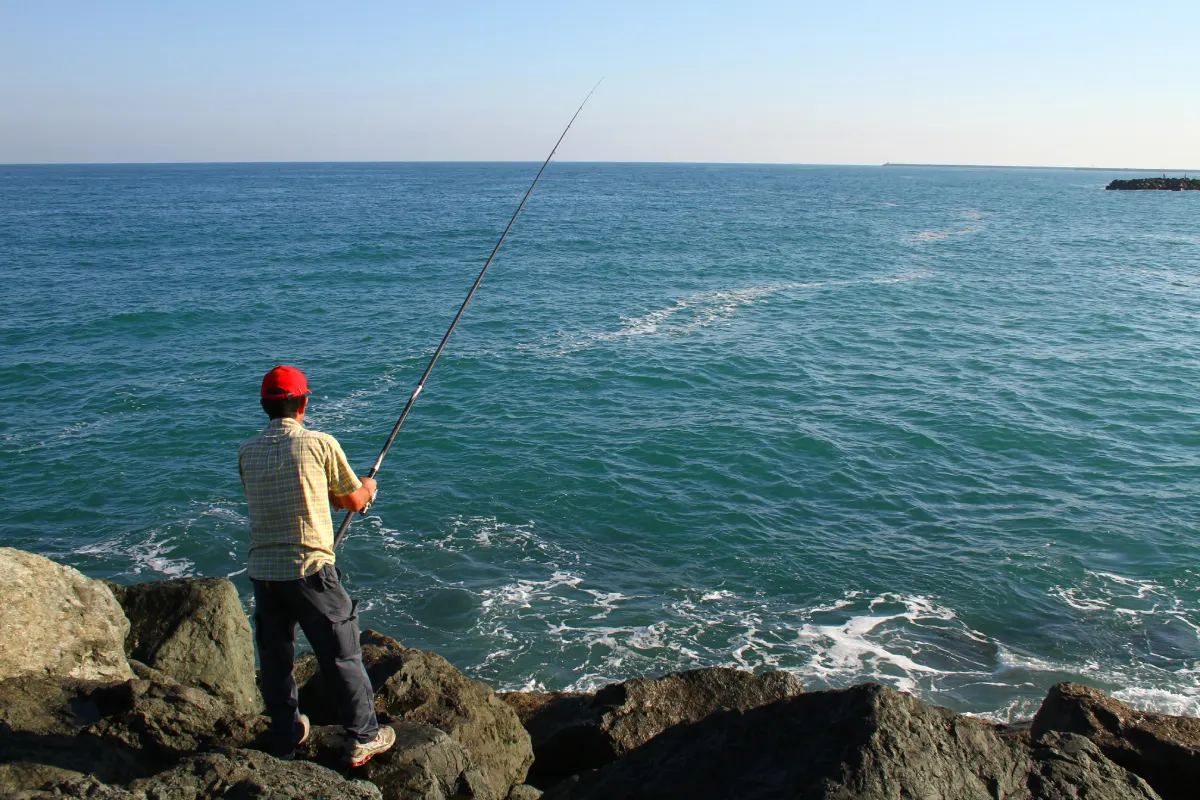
[496,692,592,788]
[130,747,382,799]
[503,666,803,788]
[296,721,477,800]
[82,680,263,760]
[2,773,138,799]
[0,762,98,798]
[1106,177,1200,191]
[0,547,133,682]
[0,683,370,798]
[1032,681,1200,800]
[297,630,532,800]
[499,691,591,727]
[540,683,1159,800]
[113,578,260,714]
[359,723,477,800]
[1027,732,1162,800]
[0,676,96,736]
[0,676,152,786]
[128,659,179,685]
[0,676,265,790]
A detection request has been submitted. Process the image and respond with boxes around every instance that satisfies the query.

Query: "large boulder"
[502,667,803,788]
[1032,681,1200,800]
[109,578,260,714]
[0,547,133,682]
[540,683,1160,800]
[297,630,532,800]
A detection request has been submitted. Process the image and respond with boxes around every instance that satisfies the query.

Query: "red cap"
[260,365,311,399]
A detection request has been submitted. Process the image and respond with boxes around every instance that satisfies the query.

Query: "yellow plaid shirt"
[239,417,362,581]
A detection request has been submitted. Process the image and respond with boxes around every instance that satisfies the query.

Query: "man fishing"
[233,86,595,769]
[239,364,396,766]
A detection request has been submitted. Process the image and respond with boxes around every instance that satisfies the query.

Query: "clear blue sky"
[2,0,1197,166]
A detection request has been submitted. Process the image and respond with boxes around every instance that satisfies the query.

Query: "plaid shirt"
[239,417,362,581]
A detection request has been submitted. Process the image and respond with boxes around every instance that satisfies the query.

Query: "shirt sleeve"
[326,437,363,498]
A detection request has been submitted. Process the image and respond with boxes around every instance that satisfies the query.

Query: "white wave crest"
[535,271,935,355]
[76,531,195,578]
[1050,570,1191,624]
[598,281,824,341]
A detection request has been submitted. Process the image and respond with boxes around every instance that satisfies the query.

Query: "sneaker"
[296,713,311,747]
[275,714,311,761]
[347,725,396,767]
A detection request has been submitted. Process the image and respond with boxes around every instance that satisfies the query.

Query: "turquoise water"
[2,162,1199,721]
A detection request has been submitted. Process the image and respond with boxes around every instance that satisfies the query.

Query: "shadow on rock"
[540,683,1159,800]
[1032,682,1200,800]
[501,666,803,789]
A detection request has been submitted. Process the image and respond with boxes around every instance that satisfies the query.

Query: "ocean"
[2,162,1198,722]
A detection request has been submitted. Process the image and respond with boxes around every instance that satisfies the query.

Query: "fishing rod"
[334,82,600,550]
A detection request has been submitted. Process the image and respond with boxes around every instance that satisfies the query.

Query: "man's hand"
[360,477,378,507]
[331,477,378,514]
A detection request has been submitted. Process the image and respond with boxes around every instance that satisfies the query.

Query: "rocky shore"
[2,545,1199,799]
[1106,177,1200,190]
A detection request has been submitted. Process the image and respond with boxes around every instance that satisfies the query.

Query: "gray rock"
[297,630,532,800]
[0,676,153,786]
[541,683,1160,800]
[128,659,179,685]
[82,679,264,760]
[0,547,133,682]
[297,721,476,800]
[0,676,265,788]
[130,747,382,799]
[1027,732,1162,800]
[2,772,139,799]
[502,666,803,788]
[112,578,260,714]
[1032,681,1200,800]
[0,761,96,798]
[0,675,93,736]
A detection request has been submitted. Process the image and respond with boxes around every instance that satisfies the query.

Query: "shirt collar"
[265,417,304,432]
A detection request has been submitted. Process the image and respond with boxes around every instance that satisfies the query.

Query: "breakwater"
[1106,176,1200,190]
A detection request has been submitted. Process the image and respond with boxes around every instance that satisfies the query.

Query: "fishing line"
[334,81,601,550]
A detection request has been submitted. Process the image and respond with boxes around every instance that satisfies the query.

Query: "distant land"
[883,163,1197,173]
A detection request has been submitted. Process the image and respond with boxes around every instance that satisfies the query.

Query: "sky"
[1,0,1197,167]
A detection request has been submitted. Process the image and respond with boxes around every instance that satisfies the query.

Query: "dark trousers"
[252,563,379,746]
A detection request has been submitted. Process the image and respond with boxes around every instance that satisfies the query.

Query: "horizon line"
[883,162,1198,173]
[1,158,1197,172]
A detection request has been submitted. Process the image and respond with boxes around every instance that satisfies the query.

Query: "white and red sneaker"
[347,725,396,767]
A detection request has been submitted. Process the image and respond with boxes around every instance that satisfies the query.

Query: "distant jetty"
[1106,176,1200,191]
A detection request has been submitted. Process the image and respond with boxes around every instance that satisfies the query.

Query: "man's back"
[239,417,360,581]
[243,364,392,766]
